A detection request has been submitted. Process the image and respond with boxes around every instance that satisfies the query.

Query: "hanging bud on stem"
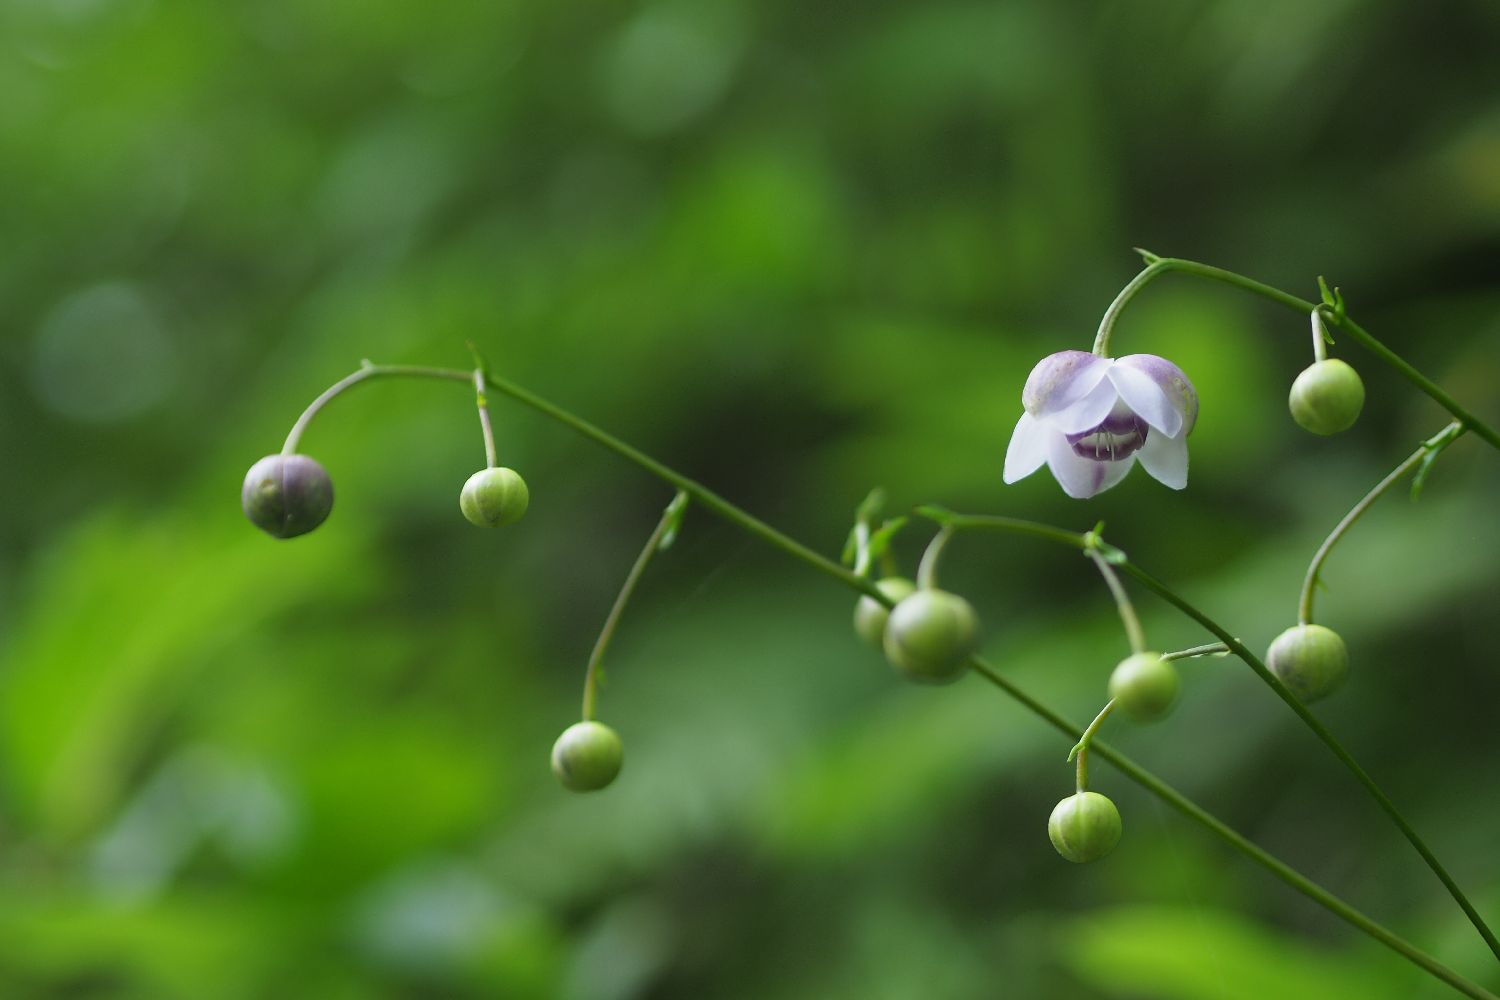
[242,454,335,539]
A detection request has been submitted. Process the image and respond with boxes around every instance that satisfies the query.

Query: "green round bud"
[460,467,530,527]
[853,577,917,648]
[1048,791,1123,863]
[1108,652,1179,722]
[551,721,623,792]
[1266,624,1348,702]
[881,588,979,684]
[241,454,334,539]
[1289,359,1365,435]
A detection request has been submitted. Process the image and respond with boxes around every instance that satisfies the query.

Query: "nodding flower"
[1004,351,1198,499]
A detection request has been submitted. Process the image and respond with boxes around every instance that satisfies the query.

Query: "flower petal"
[1022,351,1112,418]
[1107,363,1182,438]
[1003,412,1052,483]
[1047,376,1121,435]
[1045,433,1135,499]
[1115,354,1198,436]
[1137,429,1189,490]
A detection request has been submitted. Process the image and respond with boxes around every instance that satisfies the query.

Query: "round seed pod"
[1289,359,1365,435]
[551,721,623,792]
[853,577,917,648]
[460,467,529,527]
[881,589,979,684]
[1266,624,1348,702]
[241,454,334,539]
[1108,652,1180,722]
[1048,791,1123,863]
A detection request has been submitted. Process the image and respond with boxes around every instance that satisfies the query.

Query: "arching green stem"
[281,363,471,455]
[1300,422,1464,624]
[1084,533,1147,654]
[581,492,687,722]
[1091,254,1500,453]
[1068,699,1116,793]
[917,526,956,590]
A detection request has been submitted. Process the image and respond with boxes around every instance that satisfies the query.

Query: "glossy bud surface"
[242,454,334,539]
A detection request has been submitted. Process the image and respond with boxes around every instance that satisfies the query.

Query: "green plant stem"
[1161,641,1230,661]
[923,508,1499,963]
[1299,422,1463,624]
[1068,699,1115,793]
[581,492,685,722]
[473,368,499,469]
[281,363,471,454]
[917,526,955,590]
[280,366,1497,996]
[1310,309,1330,363]
[1084,542,1147,654]
[1091,255,1500,453]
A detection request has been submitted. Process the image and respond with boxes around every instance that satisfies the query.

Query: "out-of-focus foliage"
[2,1,1500,997]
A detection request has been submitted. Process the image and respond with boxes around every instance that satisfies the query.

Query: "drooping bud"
[241,454,334,539]
[881,589,980,684]
[1266,624,1348,702]
[1048,791,1123,863]
[1289,360,1365,435]
[1107,652,1179,722]
[551,721,623,792]
[853,577,917,648]
[460,467,530,527]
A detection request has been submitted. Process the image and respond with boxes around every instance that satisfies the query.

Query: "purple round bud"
[242,454,334,539]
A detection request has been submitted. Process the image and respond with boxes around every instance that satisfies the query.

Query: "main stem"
[1093,255,1500,453]
[1299,423,1462,624]
[278,366,1498,996]
[581,492,685,722]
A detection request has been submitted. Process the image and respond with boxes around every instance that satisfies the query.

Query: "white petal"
[1137,430,1189,490]
[1047,377,1119,434]
[1022,351,1112,418]
[1045,433,1135,499]
[1107,364,1183,438]
[1116,354,1198,435]
[1003,412,1052,483]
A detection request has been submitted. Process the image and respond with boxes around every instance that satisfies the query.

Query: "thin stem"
[930,509,1500,964]
[1161,641,1230,662]
[1311,308,1329,363]
[1084,542,1147,654]
[917,526,955,590]
[1119,558,1500,963]
[581,492,686,721]
[281,364,471,454]
[473,369,499,469]
[965,654,1497,1000]
[1105,255,1500,452]
[1068,699,1116,793]
[1299,423,1463,624]
[281,365,1495,993]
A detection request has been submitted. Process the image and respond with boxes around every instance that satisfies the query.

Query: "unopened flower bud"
[1048,790,1122,863]
[551,721,623,792]
[853,577,917,648]
[1107,652,1179,722]
[460,467,530,527]
[1289,360,1364,435]
[242,454,334,539]
[1266,624,1348,702]
[881,589,979,684]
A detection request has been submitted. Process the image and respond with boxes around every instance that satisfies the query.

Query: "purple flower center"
[1066,408,1148,462]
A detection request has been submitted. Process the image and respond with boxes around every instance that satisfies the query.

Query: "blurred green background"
[3,1,1500,997]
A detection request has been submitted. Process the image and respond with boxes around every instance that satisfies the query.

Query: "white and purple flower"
[1003,351,1198,499]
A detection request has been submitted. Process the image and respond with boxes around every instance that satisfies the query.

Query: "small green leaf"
[866,517,909,563]
[659,492,689,550]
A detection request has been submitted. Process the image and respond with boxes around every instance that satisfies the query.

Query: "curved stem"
[965,655,1496,1000]
[1069,699,1116,792]
[281,364,471,454]
[467,374,1498,985]
[917,526,955,590]
[1084,541,1147,654]
[928,509,1500,964]
[473,369,499,469]
[581,492,686,721]
[1104,255,1500,452]
[1162,641,1230,662]
[1299,423,1462,624]
[1119,558,1500,964]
